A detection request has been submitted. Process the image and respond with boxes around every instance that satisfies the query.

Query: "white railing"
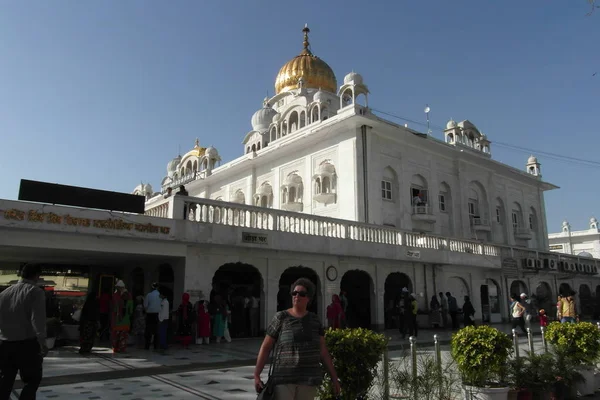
[412,204,433,215]
[174,196,501,257]
[470,216,490,227]
[145,196,170,218]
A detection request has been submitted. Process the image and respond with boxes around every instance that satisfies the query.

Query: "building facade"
[549,218,600,259]
[0,26,598,337]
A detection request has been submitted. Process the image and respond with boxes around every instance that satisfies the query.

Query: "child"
[539,309,549,328]
[131,295,146,349]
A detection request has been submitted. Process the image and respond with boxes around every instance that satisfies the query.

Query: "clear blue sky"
[1,1,598,232]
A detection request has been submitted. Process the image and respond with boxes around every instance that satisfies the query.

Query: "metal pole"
[512,329,520,359]
[540,326,548,353]
[434,334,442,375]
[382,347,390,400]
[410,336,418,400]
[527,328,534,355]
[434,334,442,398]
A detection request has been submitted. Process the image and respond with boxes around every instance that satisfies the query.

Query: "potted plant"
[318,327,388,400]
[507,352,558,400]
[545,322,600,397]
[451,325,513,400]
[46,317,62,349]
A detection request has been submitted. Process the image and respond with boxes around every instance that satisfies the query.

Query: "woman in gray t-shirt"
[254,278,341,399]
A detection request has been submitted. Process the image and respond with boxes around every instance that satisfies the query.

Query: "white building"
[1,26,598,335]
[548,218,600,259]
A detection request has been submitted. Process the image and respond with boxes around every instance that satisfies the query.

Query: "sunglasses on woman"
[291,291,308,298]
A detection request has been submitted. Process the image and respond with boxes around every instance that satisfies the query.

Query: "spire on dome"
[194,138,200,148]
[302,24,311,55]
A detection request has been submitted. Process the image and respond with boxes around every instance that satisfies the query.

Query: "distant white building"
[549,218,600,259]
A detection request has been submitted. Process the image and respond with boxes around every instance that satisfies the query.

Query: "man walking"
[446,292,459,330]
[439,292,448,328]
[0,264,48,400]
[144,282,161,350]
[520,293,535,330]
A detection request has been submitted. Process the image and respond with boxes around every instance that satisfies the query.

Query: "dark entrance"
[278,266,320,315]
[384,272,413,329]
[158,264,174,310]
[579,284,593,318]
[510,280,528,298]
[559,283,572,296]
[211,263,262,338]
[535,282,554,319]
[131,267,145,300]
[340,270,372,329]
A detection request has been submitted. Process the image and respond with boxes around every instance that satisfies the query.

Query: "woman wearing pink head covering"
[175,293,194,348]
[326,294,345,329]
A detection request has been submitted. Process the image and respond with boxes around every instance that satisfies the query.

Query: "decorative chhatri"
[274,24,337,95]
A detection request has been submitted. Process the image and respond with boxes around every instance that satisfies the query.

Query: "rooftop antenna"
[424,104,431,135]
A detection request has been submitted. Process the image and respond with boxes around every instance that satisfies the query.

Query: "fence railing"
[174,196,501,258]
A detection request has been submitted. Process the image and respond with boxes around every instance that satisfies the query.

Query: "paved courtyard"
[9,324,600,399]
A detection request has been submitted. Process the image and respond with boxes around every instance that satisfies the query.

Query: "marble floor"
[9,323,558,399]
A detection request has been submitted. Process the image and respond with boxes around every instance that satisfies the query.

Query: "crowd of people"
[73,281,263,354]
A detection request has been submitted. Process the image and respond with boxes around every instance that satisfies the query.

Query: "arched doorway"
[535,282,554,319]
[384,272,413,329]
[278,266,320,316]
[130,267,145,300]
[579,284,593,318]
[480,279,501,323]
[559,283,572,296]
[510,280,528,298]
[211,263,263,338]
[340,270,373,329]
[158,264,174,310]
[447,276,470,304]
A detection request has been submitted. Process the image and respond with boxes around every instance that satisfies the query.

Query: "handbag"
[257,345,277,400]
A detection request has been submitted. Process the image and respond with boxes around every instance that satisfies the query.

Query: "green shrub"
[318,327,388,400]
[450,325,513,387]
[545,321,600,367]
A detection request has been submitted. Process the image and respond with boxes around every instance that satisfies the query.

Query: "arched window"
[311,107,319,123]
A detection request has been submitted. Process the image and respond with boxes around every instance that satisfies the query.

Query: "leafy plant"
[507,352,557,393]
[46,317,62,338]
[545,321,600,367]
[318,327,388,400]
[451,325,513,387]
[383,352,460,400]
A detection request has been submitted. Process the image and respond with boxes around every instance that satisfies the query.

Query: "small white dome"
[167,155,182,173]
[578,251,593,258]
[344,72,363,85]
[446,119,457,129]
[313,89,326,103]
[528,155,538,164]
[251,105,277,132]
[591,217,598,223]
[562,220,570,227]
[284,173,302,185]
[143,183,153,193]
[205,146,219,159]
[257,183,273,196]
[318,162,336,175]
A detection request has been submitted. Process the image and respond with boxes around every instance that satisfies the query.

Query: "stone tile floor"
[11,323,599,399]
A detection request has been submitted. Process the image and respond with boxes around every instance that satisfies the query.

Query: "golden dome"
[274,25,337,95]
[189,138,206,157]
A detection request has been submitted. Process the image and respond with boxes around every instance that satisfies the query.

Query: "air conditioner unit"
[548,259,557,270]
[593,266,598,275]
[522,258,535,269]
[577,263,585,273]
[534,259,542,269]
[569,262,576,272]
[558,261,567,271]
[585,265,592,274]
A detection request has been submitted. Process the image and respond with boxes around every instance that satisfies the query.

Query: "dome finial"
[302,24,311,54]
[194,138,200,148]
